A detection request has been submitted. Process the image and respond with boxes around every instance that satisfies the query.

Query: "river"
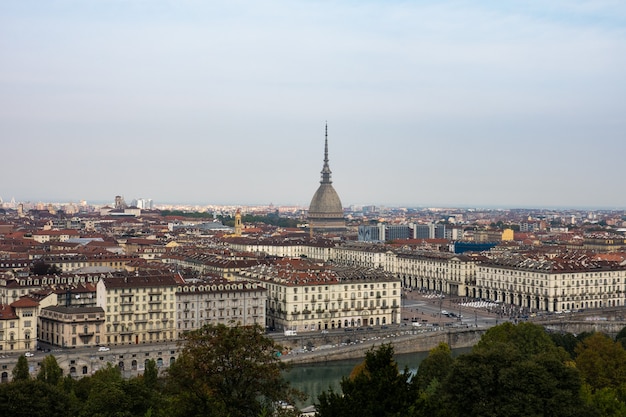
[284,347,472,409]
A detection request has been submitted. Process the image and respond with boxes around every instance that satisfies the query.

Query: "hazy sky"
[2,1,625,209]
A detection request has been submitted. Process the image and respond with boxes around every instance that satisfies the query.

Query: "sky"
[2,1,626,209]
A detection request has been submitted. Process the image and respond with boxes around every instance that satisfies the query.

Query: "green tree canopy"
[12,355,30,382]
[166,323,303,417]
[575,332,626,392]
[615,325,626,349]
[316,344,415,417]
[0,380,72,417]
[439,323,589,417]
[412,342,453,393]
[37,355,63,385]
[143,358,158,390]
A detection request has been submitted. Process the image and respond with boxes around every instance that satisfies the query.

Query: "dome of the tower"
[309,183,343,219]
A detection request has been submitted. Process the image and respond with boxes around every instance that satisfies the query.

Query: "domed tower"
[308,124,346,234]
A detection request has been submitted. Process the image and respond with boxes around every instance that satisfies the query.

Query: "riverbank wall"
[280,315,626,365]
[280,327,486,365]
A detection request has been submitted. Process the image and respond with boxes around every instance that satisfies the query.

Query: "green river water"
[284,347,472,409]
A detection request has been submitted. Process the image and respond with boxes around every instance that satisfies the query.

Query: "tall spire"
[320,122,332,184]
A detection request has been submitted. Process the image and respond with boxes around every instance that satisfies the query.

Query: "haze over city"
[2,1,625,209]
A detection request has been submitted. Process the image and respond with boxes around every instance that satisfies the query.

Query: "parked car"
[24,352,34,357]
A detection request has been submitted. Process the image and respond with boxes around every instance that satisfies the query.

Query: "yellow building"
[0,297,39,352]
[96,272,179,346]
[38,306,105,348]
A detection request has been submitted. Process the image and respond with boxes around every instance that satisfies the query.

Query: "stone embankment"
[279,308,626,365]
[279,327,486,365]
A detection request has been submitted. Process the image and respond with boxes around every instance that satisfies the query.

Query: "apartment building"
[38,305,105,348]
[175,278,266,337]
[96,272,181,345]
[476,254,626,312]
[45,253,137,273]
[0,297,38,352]
[394,251,478,297]
[237,258,401,333]
[226,236,335,261]
[331,243,393,270]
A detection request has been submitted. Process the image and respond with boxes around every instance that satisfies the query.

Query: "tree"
[473,322,561,358]
[143,358,158,390]
[615,326,626,349]
[549,331,593,359]
[37,355,63,385]
[12,355,30,382]
[166,323,303,417]
[31,260,61,276]
[439,323,590,417]
[575,332,626,392]
[412,342,453,392]
[408,342,454,416]
[0,380,72,417]
[316,344,415,417]
[76,364,126,417]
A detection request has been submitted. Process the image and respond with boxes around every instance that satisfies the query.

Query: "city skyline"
[2,1,626,209]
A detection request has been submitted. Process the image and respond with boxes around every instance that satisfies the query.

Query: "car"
[24,352,34,357]
[98,346,110,352]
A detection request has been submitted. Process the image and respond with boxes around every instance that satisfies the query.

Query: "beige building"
[96,272,180,346]
[237,259,401,332]
[226,236,334,262]
[46,254,136,273]
[332,243,393,270]
[0,297,39,352]
[38,306,105,348]
[394,251,478,297]
[175,278,266,337]
[475,254,626,312]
